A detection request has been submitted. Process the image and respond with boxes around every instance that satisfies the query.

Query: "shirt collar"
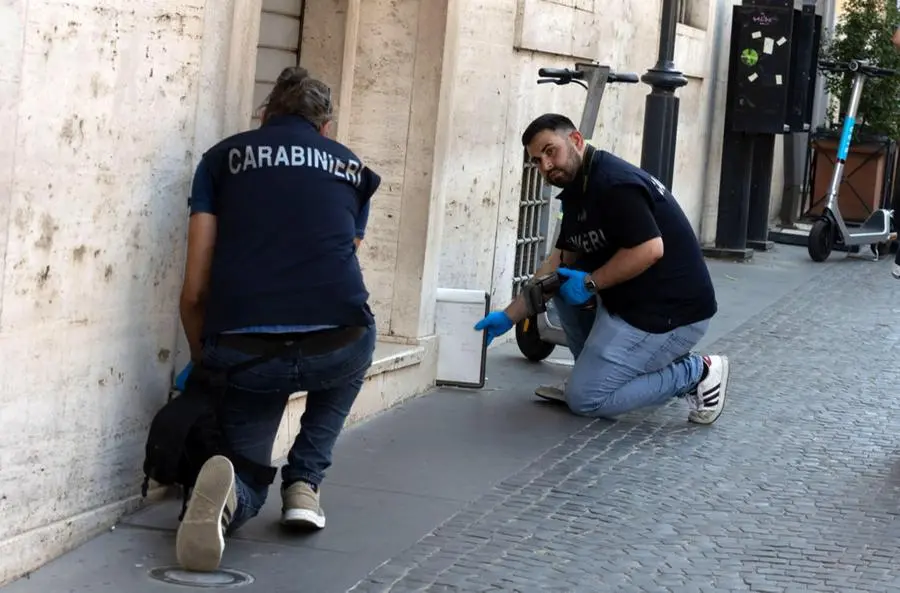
[262,114,318,130]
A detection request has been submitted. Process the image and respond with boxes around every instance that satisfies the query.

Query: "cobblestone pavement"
[349,258,900,593]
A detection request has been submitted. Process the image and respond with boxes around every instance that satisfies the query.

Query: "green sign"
[741,48,759,67]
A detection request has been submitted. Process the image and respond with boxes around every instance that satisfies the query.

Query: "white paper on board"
[748,72,758,82]
[775,74,783,85]
[752,31,762,39]
[763,38,774,54]
[776,36,787,46]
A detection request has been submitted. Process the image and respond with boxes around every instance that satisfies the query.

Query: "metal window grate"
[676,0,689,24]
[512,151,553,297]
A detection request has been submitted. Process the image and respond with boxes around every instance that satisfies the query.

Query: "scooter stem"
[826,70,866,205]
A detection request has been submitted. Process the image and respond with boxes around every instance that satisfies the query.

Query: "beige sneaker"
[534,381,567,403]
[176,455,237,572]
[281,481,325,529]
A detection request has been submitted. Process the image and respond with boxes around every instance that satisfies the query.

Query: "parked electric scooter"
[807,58,898,263]
[514,62,639,362]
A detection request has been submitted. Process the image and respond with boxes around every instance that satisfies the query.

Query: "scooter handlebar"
[864,64,897,77]
[818,59,897,78]
[537,67,640,85]
[538,68,585,81]
[538,68,584,78]
[608,72,640,83]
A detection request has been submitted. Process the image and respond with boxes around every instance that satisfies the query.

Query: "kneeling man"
[475,113,729,424]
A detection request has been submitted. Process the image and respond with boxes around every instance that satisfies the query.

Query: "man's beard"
[544,149,582,188]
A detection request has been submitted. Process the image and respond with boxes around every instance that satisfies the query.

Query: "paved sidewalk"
[6,245,900,593]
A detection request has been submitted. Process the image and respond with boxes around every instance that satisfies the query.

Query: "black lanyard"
[559,144,596,268]
[580,144,596,195]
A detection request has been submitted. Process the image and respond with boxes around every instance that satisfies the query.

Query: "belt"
[216,325,366,357]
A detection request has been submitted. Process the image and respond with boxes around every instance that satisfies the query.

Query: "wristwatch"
[583,275,598,293]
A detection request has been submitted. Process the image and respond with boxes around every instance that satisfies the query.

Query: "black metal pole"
[778,132,799,227]
[699,3,754,261]
[746,133,776,251]
[711,131,754,252]
[640,0,688,190]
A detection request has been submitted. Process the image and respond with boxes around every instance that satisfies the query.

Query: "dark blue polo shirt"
[554,148,717,333]
[193,159,372,241]
[190,115,380,338]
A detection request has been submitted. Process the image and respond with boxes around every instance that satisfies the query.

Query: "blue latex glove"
[174,361,194,391]
[557,268,593,306]
[474,311,514,347]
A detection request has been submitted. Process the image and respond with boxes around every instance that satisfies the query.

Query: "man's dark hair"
[521,113,577,147]
[259,66,333,127]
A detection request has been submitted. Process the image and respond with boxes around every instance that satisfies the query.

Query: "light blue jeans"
[554,295,708,418]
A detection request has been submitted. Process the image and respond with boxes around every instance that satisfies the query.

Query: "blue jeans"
[553,296,708,418]
[200,324,376,532]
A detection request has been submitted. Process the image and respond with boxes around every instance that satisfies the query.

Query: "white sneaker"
[688,355,729,425]
[892,263,900,279]
[534,382,567,403]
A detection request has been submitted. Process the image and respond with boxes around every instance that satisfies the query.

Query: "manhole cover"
[148,566,254,588]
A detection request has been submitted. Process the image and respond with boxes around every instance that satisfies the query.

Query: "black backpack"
[141,358,279,520]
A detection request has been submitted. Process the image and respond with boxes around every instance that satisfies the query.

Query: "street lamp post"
[640,0,688,190]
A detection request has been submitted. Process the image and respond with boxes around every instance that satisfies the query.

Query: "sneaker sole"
[689,356,729,425]
[534,387,566,404]
[281,508,326,530]
[176,456,235,572]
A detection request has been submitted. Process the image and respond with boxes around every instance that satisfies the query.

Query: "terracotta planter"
[806,134,897,224]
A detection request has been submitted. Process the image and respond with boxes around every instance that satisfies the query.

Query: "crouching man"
[174,67,380,571]
[475,113,730,424]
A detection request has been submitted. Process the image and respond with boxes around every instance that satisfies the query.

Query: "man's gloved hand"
[557,268,593,306]
[474,311,514,347]
[174,361,194,391]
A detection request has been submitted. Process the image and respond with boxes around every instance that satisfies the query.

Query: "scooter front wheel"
[515,316,556,362]
[808,218,834,262]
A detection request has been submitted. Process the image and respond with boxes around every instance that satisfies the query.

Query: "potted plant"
[806,0,900,223]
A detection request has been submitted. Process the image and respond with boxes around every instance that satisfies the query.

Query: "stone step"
[271,337,438,461]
